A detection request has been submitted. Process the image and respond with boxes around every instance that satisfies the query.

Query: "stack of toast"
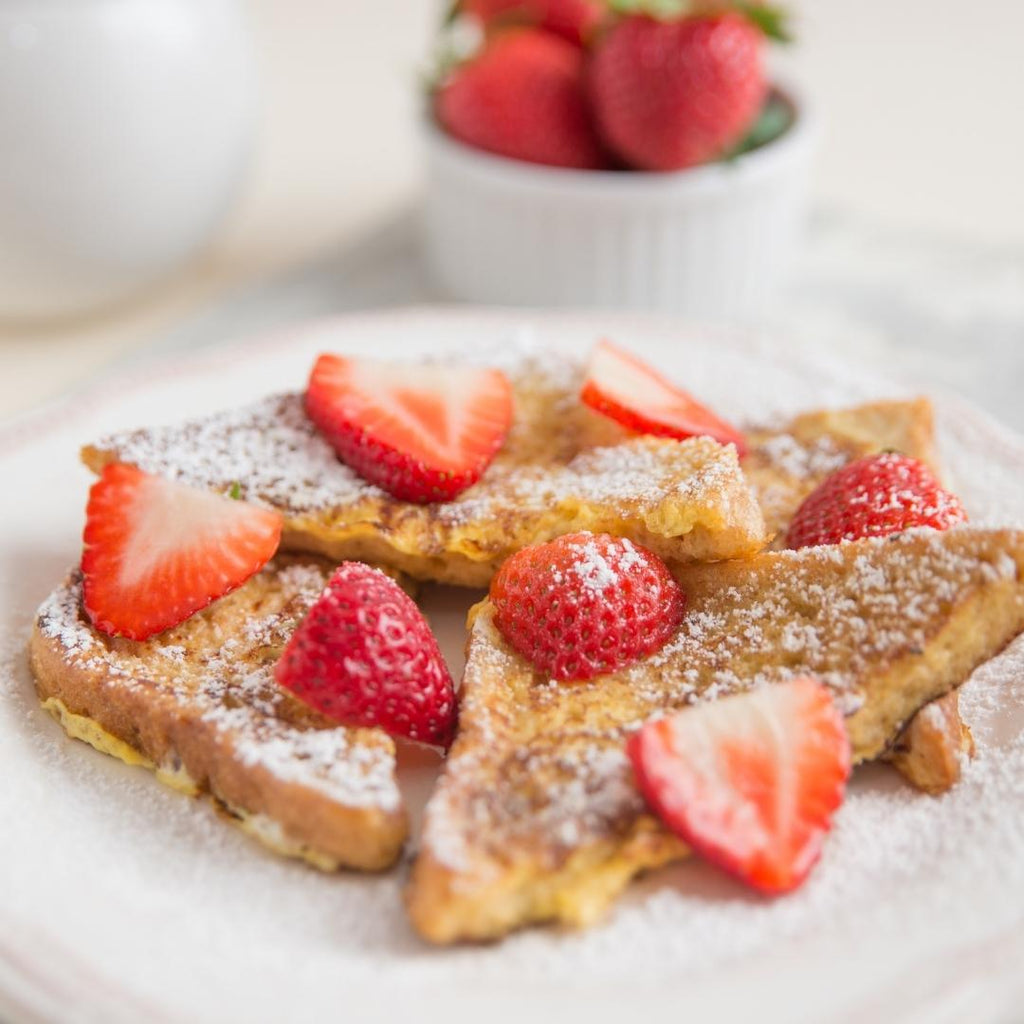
[28,342,1024,945]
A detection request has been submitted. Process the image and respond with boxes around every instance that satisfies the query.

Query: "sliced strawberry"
[628,677,850,894]
[581,340,747,455]
[305,354,514,503]
[82,464,283,641]
[274,562,457,748]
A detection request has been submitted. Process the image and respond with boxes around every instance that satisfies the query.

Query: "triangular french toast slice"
[29,555,406,871]
[80,351,768,586]
[743,397,970,791]
[407,529,1024,943]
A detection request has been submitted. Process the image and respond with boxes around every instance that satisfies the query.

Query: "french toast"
[29,555,407,871]
[743,396,971,790]
[407,528,1024,943]
[80,351,768,586]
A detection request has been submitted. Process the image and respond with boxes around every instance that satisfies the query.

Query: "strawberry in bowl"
[423,1,811,316]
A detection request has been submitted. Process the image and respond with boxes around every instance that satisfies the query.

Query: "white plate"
[2,308,1024,1024]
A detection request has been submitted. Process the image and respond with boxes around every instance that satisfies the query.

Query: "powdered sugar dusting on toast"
[421,529,1024,875]
[34,562,401,812]
[635,527,1021,707]
[753,433,848,480]
[86,348,758,545]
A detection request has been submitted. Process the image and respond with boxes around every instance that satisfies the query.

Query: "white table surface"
[1,0,1022,424]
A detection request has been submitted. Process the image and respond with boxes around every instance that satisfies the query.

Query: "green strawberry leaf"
[723,92,793,159]
[608,0,695,17]
[607,0,792,38]
[737,3,792,42]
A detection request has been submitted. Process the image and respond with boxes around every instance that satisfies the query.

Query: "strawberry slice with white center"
[581,339,747,455]
[628,677,851,894]
[82,464,283,641]
[305,353,514,503]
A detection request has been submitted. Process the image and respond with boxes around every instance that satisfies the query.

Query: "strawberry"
[274,562,456,748]
[490,531,685,680]
[580,339,747,454]
[628,677,851,894]
[589,11,767,171]
[82,464,283,641]
[459,0,606,47]
[786,452,969,550]
[435,29,608,169]
[305,353,513,504]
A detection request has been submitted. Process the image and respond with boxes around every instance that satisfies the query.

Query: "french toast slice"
[744,397,970,790]
[80,351,768,586]
[407,529,1024,943]
[29,555,407,871]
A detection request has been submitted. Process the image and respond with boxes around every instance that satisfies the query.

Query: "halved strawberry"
[305,354,514,503]
[82,464,283,641]
[628,677,850,894]
[581,340,747,455]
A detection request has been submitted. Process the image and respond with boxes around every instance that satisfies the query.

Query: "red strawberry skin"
[274,563,457,748]
[786,453,969,550]
[589,13,766,171]
[490,531,685,680]
[436,30,608,169]
[82,464,283,641]
[580,339,747,455]
[628,677,851,894]
[461,0,606,47]
[305,353,513,504]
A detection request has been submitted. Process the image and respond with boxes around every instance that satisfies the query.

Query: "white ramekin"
[422,84,815,319]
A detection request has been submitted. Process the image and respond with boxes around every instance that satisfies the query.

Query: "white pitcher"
[0,0,257,320]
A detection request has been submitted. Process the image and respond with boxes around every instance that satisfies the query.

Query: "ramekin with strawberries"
[423,0,813,317]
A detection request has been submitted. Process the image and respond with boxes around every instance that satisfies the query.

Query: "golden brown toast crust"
[886,691,975,794]
[81,352,768,585]
[407,529,1024,943]
[29,556,406,871]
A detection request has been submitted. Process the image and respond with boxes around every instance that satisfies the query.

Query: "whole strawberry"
[589,11,766,171]
[436,29,608,169]
[460,0,606,47]
[490,531,685,680]
[786,452,969,550]
[275,563,457,748]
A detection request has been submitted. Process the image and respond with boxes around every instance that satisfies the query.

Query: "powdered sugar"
[569,535,643,593]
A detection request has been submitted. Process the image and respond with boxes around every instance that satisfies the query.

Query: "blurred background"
[2,0,1022,419]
